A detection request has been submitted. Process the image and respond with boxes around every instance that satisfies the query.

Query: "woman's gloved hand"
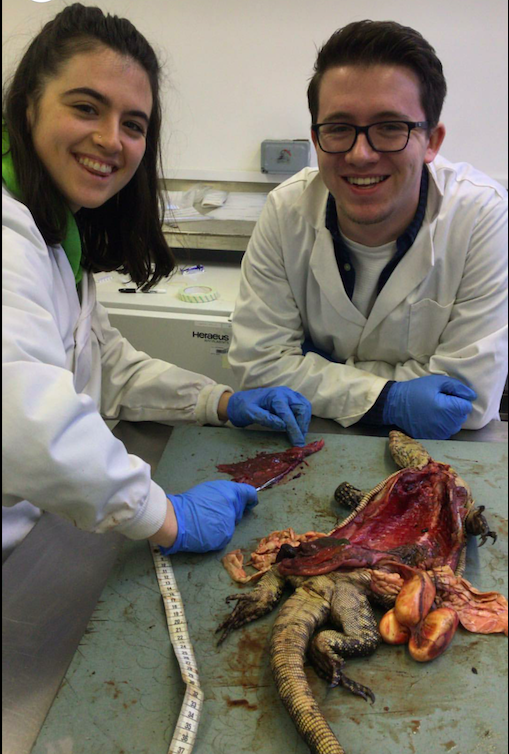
[226,387,312,447]
[159,481,258,555]
[383,374,477,440]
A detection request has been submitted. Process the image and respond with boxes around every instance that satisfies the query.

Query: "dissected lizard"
[216,431,507,754]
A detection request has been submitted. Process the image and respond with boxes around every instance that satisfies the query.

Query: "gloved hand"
[226,387,312,447]
[383,374,477,440]
[160,481,258,555]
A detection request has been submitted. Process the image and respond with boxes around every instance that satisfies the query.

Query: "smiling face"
[311,64,445,246]
[27,46,153,214]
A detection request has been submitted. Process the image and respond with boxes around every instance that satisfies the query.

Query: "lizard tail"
[270,580,346,754]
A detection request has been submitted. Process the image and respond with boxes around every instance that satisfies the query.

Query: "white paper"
[163,188,268,223]
[206,192,268,221]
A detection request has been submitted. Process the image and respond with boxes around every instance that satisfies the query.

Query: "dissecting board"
[32,427,508,754]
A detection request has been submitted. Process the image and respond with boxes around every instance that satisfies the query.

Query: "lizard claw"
[225,593,249,603]
[479,530,497,547]
[216,567,286,646]
[215,594,259,645]
[309,630,377,704]
[337,671,376,704]
[465,505,497,546]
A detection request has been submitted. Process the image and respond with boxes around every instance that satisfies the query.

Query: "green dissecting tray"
[33,428,508,754]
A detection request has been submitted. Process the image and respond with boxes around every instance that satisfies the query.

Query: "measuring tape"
[151,545,204,754]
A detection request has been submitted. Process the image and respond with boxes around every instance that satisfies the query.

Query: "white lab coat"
[2,186,231,559]
[230,155,508,428]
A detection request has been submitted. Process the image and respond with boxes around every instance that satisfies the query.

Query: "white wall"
[2,0,508,185]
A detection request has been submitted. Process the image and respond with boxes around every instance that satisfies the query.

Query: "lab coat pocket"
[408,299,454,360]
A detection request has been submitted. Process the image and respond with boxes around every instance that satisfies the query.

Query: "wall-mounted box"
[261,139,310,174]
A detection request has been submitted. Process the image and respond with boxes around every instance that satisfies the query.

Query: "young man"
[229,20,508,440]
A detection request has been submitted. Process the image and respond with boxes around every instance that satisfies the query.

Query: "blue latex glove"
[160,481,258,555]
[383,374,477,440]
[226,387,312,447]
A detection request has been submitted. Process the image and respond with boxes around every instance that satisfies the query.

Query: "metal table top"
[13,424,507,754]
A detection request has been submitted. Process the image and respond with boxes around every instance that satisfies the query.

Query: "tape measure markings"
[151,546,204,754]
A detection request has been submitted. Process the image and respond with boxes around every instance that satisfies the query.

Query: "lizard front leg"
[465,505,497,546]
[334,481,367,509]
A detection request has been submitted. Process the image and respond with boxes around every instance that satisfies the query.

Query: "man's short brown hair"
[307,20,447,129]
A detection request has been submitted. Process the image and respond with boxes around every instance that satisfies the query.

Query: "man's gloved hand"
[226,387,312,447]
[160,481,258,555]
[383,374,477,440]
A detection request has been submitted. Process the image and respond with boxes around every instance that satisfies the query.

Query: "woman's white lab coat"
[229,155,508,428]
[2,186,231,558]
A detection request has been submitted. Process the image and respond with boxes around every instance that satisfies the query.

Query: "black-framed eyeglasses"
[311,121,429,154]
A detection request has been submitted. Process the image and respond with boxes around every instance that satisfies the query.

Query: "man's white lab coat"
[229,156,507,428]
[2,187,230,558]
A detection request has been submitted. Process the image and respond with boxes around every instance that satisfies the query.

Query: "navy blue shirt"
[325,166,429,299]
[323,166,429,425]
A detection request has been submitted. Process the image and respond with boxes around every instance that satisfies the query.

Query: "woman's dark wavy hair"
[307,20,447,131]
[2,3,175,288]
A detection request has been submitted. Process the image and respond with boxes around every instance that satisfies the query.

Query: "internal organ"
[336,464,467,561]
[278,462,468,577]
[217,439,324,489]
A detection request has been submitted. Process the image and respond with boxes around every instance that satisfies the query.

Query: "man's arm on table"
[230,191,507,434]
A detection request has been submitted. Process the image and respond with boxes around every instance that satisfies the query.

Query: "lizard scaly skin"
[272,570,380,754]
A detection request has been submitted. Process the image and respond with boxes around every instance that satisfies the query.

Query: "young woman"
[2,3,311,562]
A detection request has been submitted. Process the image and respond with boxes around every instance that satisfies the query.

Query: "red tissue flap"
[217,440,324,488]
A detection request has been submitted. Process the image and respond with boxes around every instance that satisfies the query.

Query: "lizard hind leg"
[216,565,286,645]
[308,577,382,703]
[309,630,375,703]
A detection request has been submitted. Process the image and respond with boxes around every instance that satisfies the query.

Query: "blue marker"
[180,264,205,275]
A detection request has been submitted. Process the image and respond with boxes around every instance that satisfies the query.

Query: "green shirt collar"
[2,125,83,284]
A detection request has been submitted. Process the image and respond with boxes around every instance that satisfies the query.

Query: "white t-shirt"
[344,236,397,318]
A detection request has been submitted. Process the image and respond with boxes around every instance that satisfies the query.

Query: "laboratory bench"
[2,418,507,754]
